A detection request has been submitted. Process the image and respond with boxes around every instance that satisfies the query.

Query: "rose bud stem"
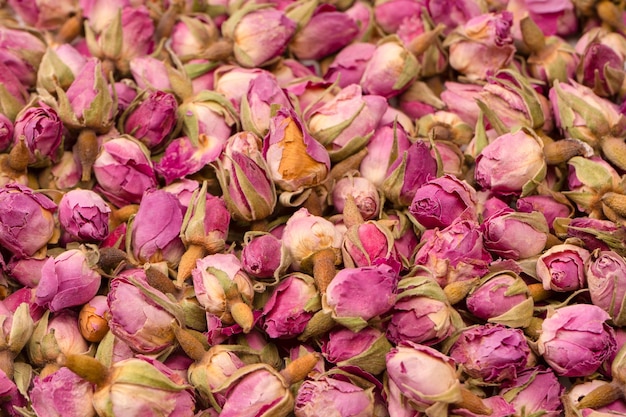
[597,1,626,35]
[527,283,553,302]
[8,136,29,172]
[155,1,184,40]
[523,317,544,340]
[343,194,364,229]
[543,139,592,165]
[545,233,563,249]
[454,387,493,415]
[111,204,140,228]
[602,203,626,226]
[303,189,325,217]
[298,310,336,341]
[225,287,254,333]
[146,266,178,295]
[602,192,626,219]
[407,24,446,56]
[60,354,109,387]
[444,279,479,305]
[312,248,337,294]
[280,352,320,386]
[176,244,206,287]
[55,11,83,43]
[601,136,626,172]
[201,39,234,62]
[77,129,100,182]
[520,16,546,54]
[577,380,624,410]
[172,326,206,362]
[97,247,128,273]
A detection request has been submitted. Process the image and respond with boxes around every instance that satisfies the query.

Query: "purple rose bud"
[28,310,89,367]
[449,323,531,383]
[482,209,549,260]
[414,219,492,287]
[359,121,412,188]
[466,271,534,328]
[130,189,185,266]
[93,136,158,207]
[386,274,458,346]
[13,103,64,165]
[342,221,398,268]
[223,7,296,68]
[290,4,359,60]
[332,176,381,221]
[58,189,111,243]
[474,127,546,196]
[382,139,438,207]
[409,174,478,229]
[446,12,516,81]
[107,269,178,354]
[428,0,485,35]
[321,326,391,375]
[35,249,101,312]
[516,194,572,231]
[112,81,137,114]
[31,367,96,417]
[240,71,292,138]
[440,81,483,127]
[122,90,178,151]
[587,250,626,326]
[264,108,331,192]
[0,368,27,416]
[324,42,375,88]
[295,375,375,417]
[0,26,46,89]
[325,263,398,331]
[6,256,49,288]
[155,135,227,185]
[261,273,320,339]
[537,304,617,377]
[360,35,419,98]
[578,41,625,97]
[536,243,590,292]
[242,233,282,279]
[499,366,564,417]
[374,0,423,34]
[188,345,246,407]
[386,341,462,412]
[0,183,57,258]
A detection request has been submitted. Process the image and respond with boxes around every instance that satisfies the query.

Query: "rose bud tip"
[176,244,206,287]
[280,352,320,386]
[310,248,339,294]
[229,300,254,333]
[8,136,29,172]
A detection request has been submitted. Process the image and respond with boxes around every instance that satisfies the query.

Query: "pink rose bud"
[386,274,458,346]
[325,263,398,332]
[342,221,398,268]
[409,174,478,229]
[587,250,626,326]
[466,270,534,328]
[0,60,29,121]
[536,243,590,292]
[374,0,423,34]
[525,35,579,88]
[188,345,246,407]
[241,233,282,279]
[321,326,391,374]
[0,183,56,258]
[35,249,102,312]
[382,139,438,207]
[360,35,419,98]
[289,3,359,60]
[223,6,297,68]
[6,256,49,288]
[37,43,88,93]
[0,26,46,89]
[474,127,546,196]
[40,149,82,191]
[261,273,320,339]
[30,367,96,417]
[577,41,625,98]
[93,136,158,207]
[345,0,376,40]
[295,375,376,417]
[554,217,621,253]
[516,194,572,231]
[263,108,331,193]
[214,66,268,111]
[499,366,564,417]
[122,90,178,151]
[58,189,111,243]
[386,341,462,413]
[427,0,486,35]
[482,209,549,260]
[129,56,173,91]
[332,176,381,221]
[28,310,89,367]
[178,91,237,147]
[450,323,531,383]
[445,11,516,81]
[112,80,137,114]
[0,113,13,152]
[440,81,483,127]
[414,219,492,287]
[324,42,376,88]
[240,71,292,138]
[507,0,578,38]
[169,14,219,62]
[13,103,64,166]
[359,121,412,188]
[537,304,617,377]
[130,189,185,266]
[107,269,178,354]
[155,135,227,185]
[399,80,446,120]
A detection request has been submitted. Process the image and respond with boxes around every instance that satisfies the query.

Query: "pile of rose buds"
[3,0,626,416]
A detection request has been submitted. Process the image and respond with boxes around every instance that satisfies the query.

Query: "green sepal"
[112,358,192,391]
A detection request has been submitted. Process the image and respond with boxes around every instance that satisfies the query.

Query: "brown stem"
[343,194,364,229]
[60,354,108,386]
[8,137,29,172]
[146,266,178,295]
[577,380,624,410]
[77,129,99,182]
[601,136,626,172]
[298,310,336,341]
[444,279,478,305]
[0,349,13,380]
[597,1,626,35]
[602,192,626,218]
[453,387,493,415]
[228,300,254,333]
[112,204,139,225]
[520,16,546,54]
[172,325,206,362]
[543,139,592,165]
[312,248,337,294]
[527,283,553,302]
[279,352,319,386]
[176,244,206,288]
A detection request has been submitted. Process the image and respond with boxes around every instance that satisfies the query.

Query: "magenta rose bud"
[515,194,572,231]
[374,0,423,34]
[261,273,320,339]
[321,326,391,374]
[0,368,27,416]
[93,136,158,207]
[342,221,398,268]
[482,209,549,260]
[13,103,64,165]
[122,90,178,151]
[240,71,292,138]
[449,323,531,383]
[324,42,376,88]
[58,189,111,243]
[295,375,375,417]
[440,81,483,127]
[536,243,590,292]
[537,304,617,377]
[35,249,102,312]
[241,233,283,279]
[587,250,626,326]
[409,174,478,229]
[332,176,381,221]
[359,121,412,188]
[30,367,96,417]
[0,183,56,258]
[498,366,564,417]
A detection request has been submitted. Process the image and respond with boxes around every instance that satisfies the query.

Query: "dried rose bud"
[536,243,590,292]
[587,250,626,326]
[13,103,64,166]
[79,295,109,343]
[223,5,296,68]
[427,0,485,35]
[0,183,57,258]
[155,135,227,185]
[537,304,616,377]
[241,233,282,279]
[324,42,375,88]
[0,26,46,89]
[516,194,572,231]
[359,120,412,188]
[129,55,172,91]
[450,323,531,383]
[58,189,111,243]
[295,374,376,417]
[321,326,391,375]
[31,367,96,417]
[214,66,268,111]
[121,90,178,151]
[35,249,101,312]
[399,80,446,120]
[169,14,220,62]
[466,270,534,328]
[499,366,564,417]
[37,43,87,94]
[482,209,549,260]
[0,301,34,377]
[332,176,381,221]
[178,90,237,147]
[240,71,292,138]
[28,310,89,367]
[374,0,423,34]
[92,136,157,207]
[0,368,27,416]
[342,220,399,268]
